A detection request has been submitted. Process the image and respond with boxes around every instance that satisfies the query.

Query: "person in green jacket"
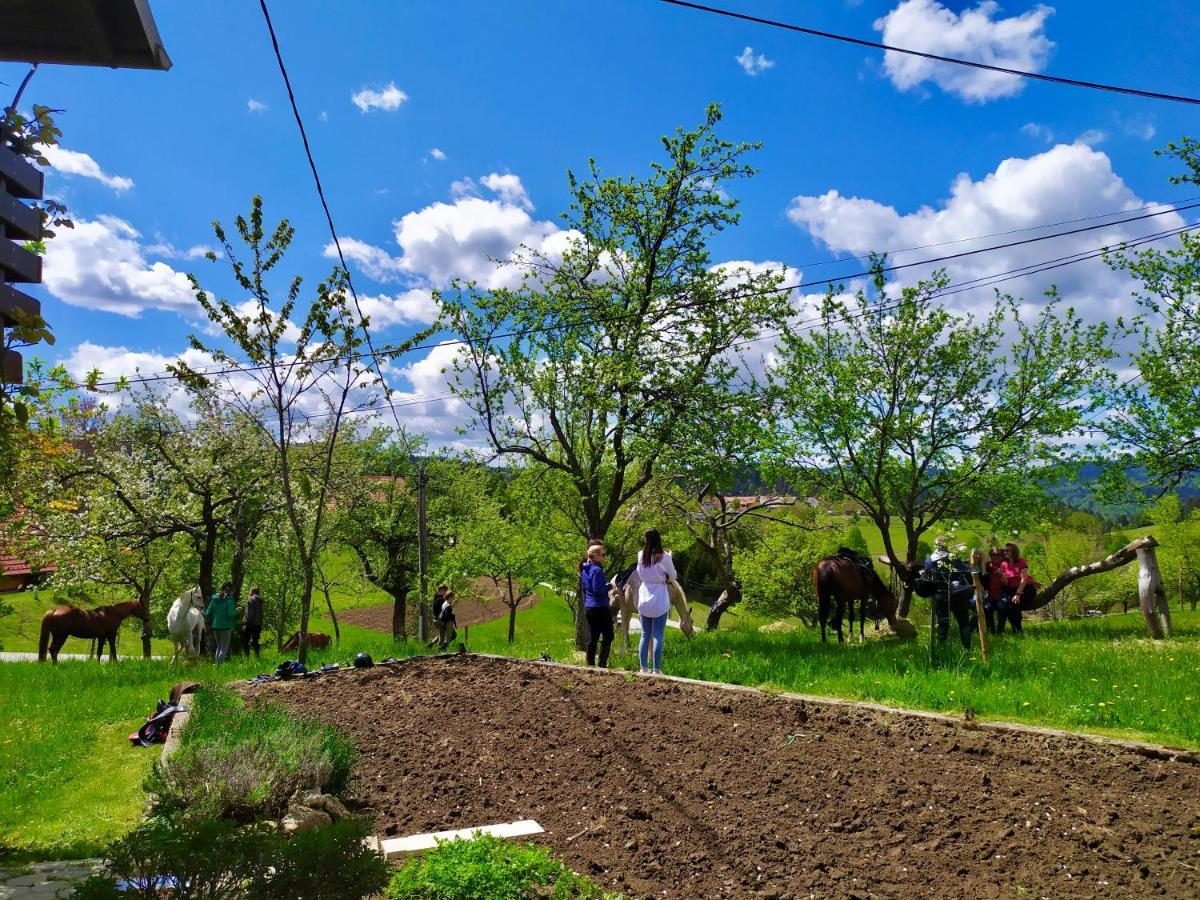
[205,582,237,664]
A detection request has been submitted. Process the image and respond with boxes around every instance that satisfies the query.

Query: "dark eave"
[0,0,172,71]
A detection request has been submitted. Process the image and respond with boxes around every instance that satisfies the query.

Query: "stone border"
[466,652,1200,764]
[159,697,192,765]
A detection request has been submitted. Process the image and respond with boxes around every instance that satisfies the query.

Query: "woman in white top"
[636,528,676,674]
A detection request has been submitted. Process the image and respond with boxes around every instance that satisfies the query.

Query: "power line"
[307,223,1197,423]
[731,221,1200,353]
[82,198,1195,391]
[791,198,1200,270]
[83,197,1198,391]
[256,0,406,431]
[654,0,1200,106]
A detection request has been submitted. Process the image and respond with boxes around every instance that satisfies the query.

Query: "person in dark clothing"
[242,586,263,657]
[983,547,1005,634]
[923,540,975,649]
[429,584,453,648]
[581,542,613,668]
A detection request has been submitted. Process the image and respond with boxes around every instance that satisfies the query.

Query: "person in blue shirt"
[580,541,612,668]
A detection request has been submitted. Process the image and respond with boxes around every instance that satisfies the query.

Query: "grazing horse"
[813,553,898,643]
[609,569,695,655]
[167,586,207,663]
[281,631,331,652]
[38,599,148,662]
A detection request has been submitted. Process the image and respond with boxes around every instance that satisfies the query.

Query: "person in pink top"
[996,542,1035,633]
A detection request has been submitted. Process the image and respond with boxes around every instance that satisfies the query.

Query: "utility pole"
[417,466,429,643]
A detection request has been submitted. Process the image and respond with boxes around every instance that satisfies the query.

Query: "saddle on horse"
[835,547,876,579]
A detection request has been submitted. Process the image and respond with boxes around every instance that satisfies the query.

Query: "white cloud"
[247,98,268,113]
[147,241,218,261]
[1077,129,1107,146]
[736,46,775,76]
[319,110,329,123]
[430,148,446,161]
[43,215,198,317]
[40,145,133,192]
[786,142,1182,328]
[1021,122,1053,142]
[478,173,533,211]
[351,82,408,113]
[335,173,564,290]
[323,236,406,282]
[874,1,1054,102]
[355,290,440,328]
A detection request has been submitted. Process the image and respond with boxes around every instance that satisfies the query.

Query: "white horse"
[167,586,206,662]
[610,568,695,655]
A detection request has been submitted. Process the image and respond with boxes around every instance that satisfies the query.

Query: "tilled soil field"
[243,655,1200,899]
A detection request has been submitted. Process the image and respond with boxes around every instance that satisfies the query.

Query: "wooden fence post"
[1136,545,1173,640]
[969,549,990,664]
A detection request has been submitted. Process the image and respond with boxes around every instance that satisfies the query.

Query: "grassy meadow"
[3,515,1199,864]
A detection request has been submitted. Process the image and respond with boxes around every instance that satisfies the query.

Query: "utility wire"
[83,198,1196,390]
[85,197,1197,389]
[256,0,405,431]
[304,223,1198,423]
[654,0,1200,106]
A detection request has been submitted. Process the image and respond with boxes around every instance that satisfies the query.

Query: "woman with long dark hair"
[635,528,675,674]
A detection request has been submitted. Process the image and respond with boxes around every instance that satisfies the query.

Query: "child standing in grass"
[205,582,237,664]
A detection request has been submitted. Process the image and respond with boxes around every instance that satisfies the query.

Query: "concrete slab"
[379,819,544,859]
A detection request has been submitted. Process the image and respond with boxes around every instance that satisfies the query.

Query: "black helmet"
[353,652,374,669]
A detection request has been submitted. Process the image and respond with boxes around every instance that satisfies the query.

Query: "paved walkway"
[0,860,102,898]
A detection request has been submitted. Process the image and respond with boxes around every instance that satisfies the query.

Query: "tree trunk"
[297,569,314,666]
[507,574,517,644]
[1032,535,1160,612]
[388,577,408,641]
[1137,546,1172,640]
[321,582,341,643]
[139,585,153,659]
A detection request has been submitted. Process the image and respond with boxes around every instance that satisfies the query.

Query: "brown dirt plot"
[243,655,1200,899]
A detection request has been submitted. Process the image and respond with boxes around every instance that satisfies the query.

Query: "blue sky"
[5,0,1199,440]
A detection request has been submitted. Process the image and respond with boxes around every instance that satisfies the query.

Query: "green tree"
[734,504,839,624]
[1104,138,1200,491]
[446,488,552,643]
[766,262,1116,617]
[442,105,788,647]
[175,197,431,664]
[336,431,485,640]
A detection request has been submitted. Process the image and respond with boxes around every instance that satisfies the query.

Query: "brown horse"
[38,600,148,662]
[281,631,331,652]
[813,554,898,643]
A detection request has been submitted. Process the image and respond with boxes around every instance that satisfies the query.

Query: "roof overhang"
[0,0,171,71]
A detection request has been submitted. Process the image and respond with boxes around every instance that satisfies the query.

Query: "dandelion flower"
[1097,702,1106,708]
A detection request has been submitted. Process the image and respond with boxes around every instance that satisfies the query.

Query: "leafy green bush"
[73,815,388,900]
[145,689,354,822]
[387,833,617,900]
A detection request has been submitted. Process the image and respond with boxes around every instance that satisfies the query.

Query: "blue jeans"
[212,629,232,664]
[639,614,667,671]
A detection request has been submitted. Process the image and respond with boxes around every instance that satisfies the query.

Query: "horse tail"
[38,611,52,662]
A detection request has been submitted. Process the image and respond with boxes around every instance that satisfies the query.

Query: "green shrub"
[73,815,388,900]
[387,834,617,900]
[145,689,354,822]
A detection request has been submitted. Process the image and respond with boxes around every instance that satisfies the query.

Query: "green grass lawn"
[4,582,1197,865]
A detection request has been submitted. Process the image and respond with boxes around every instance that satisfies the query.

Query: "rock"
[281,806,332,835]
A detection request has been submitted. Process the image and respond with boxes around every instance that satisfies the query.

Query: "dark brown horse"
[813,554,898,643]
[38,600,148,662]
